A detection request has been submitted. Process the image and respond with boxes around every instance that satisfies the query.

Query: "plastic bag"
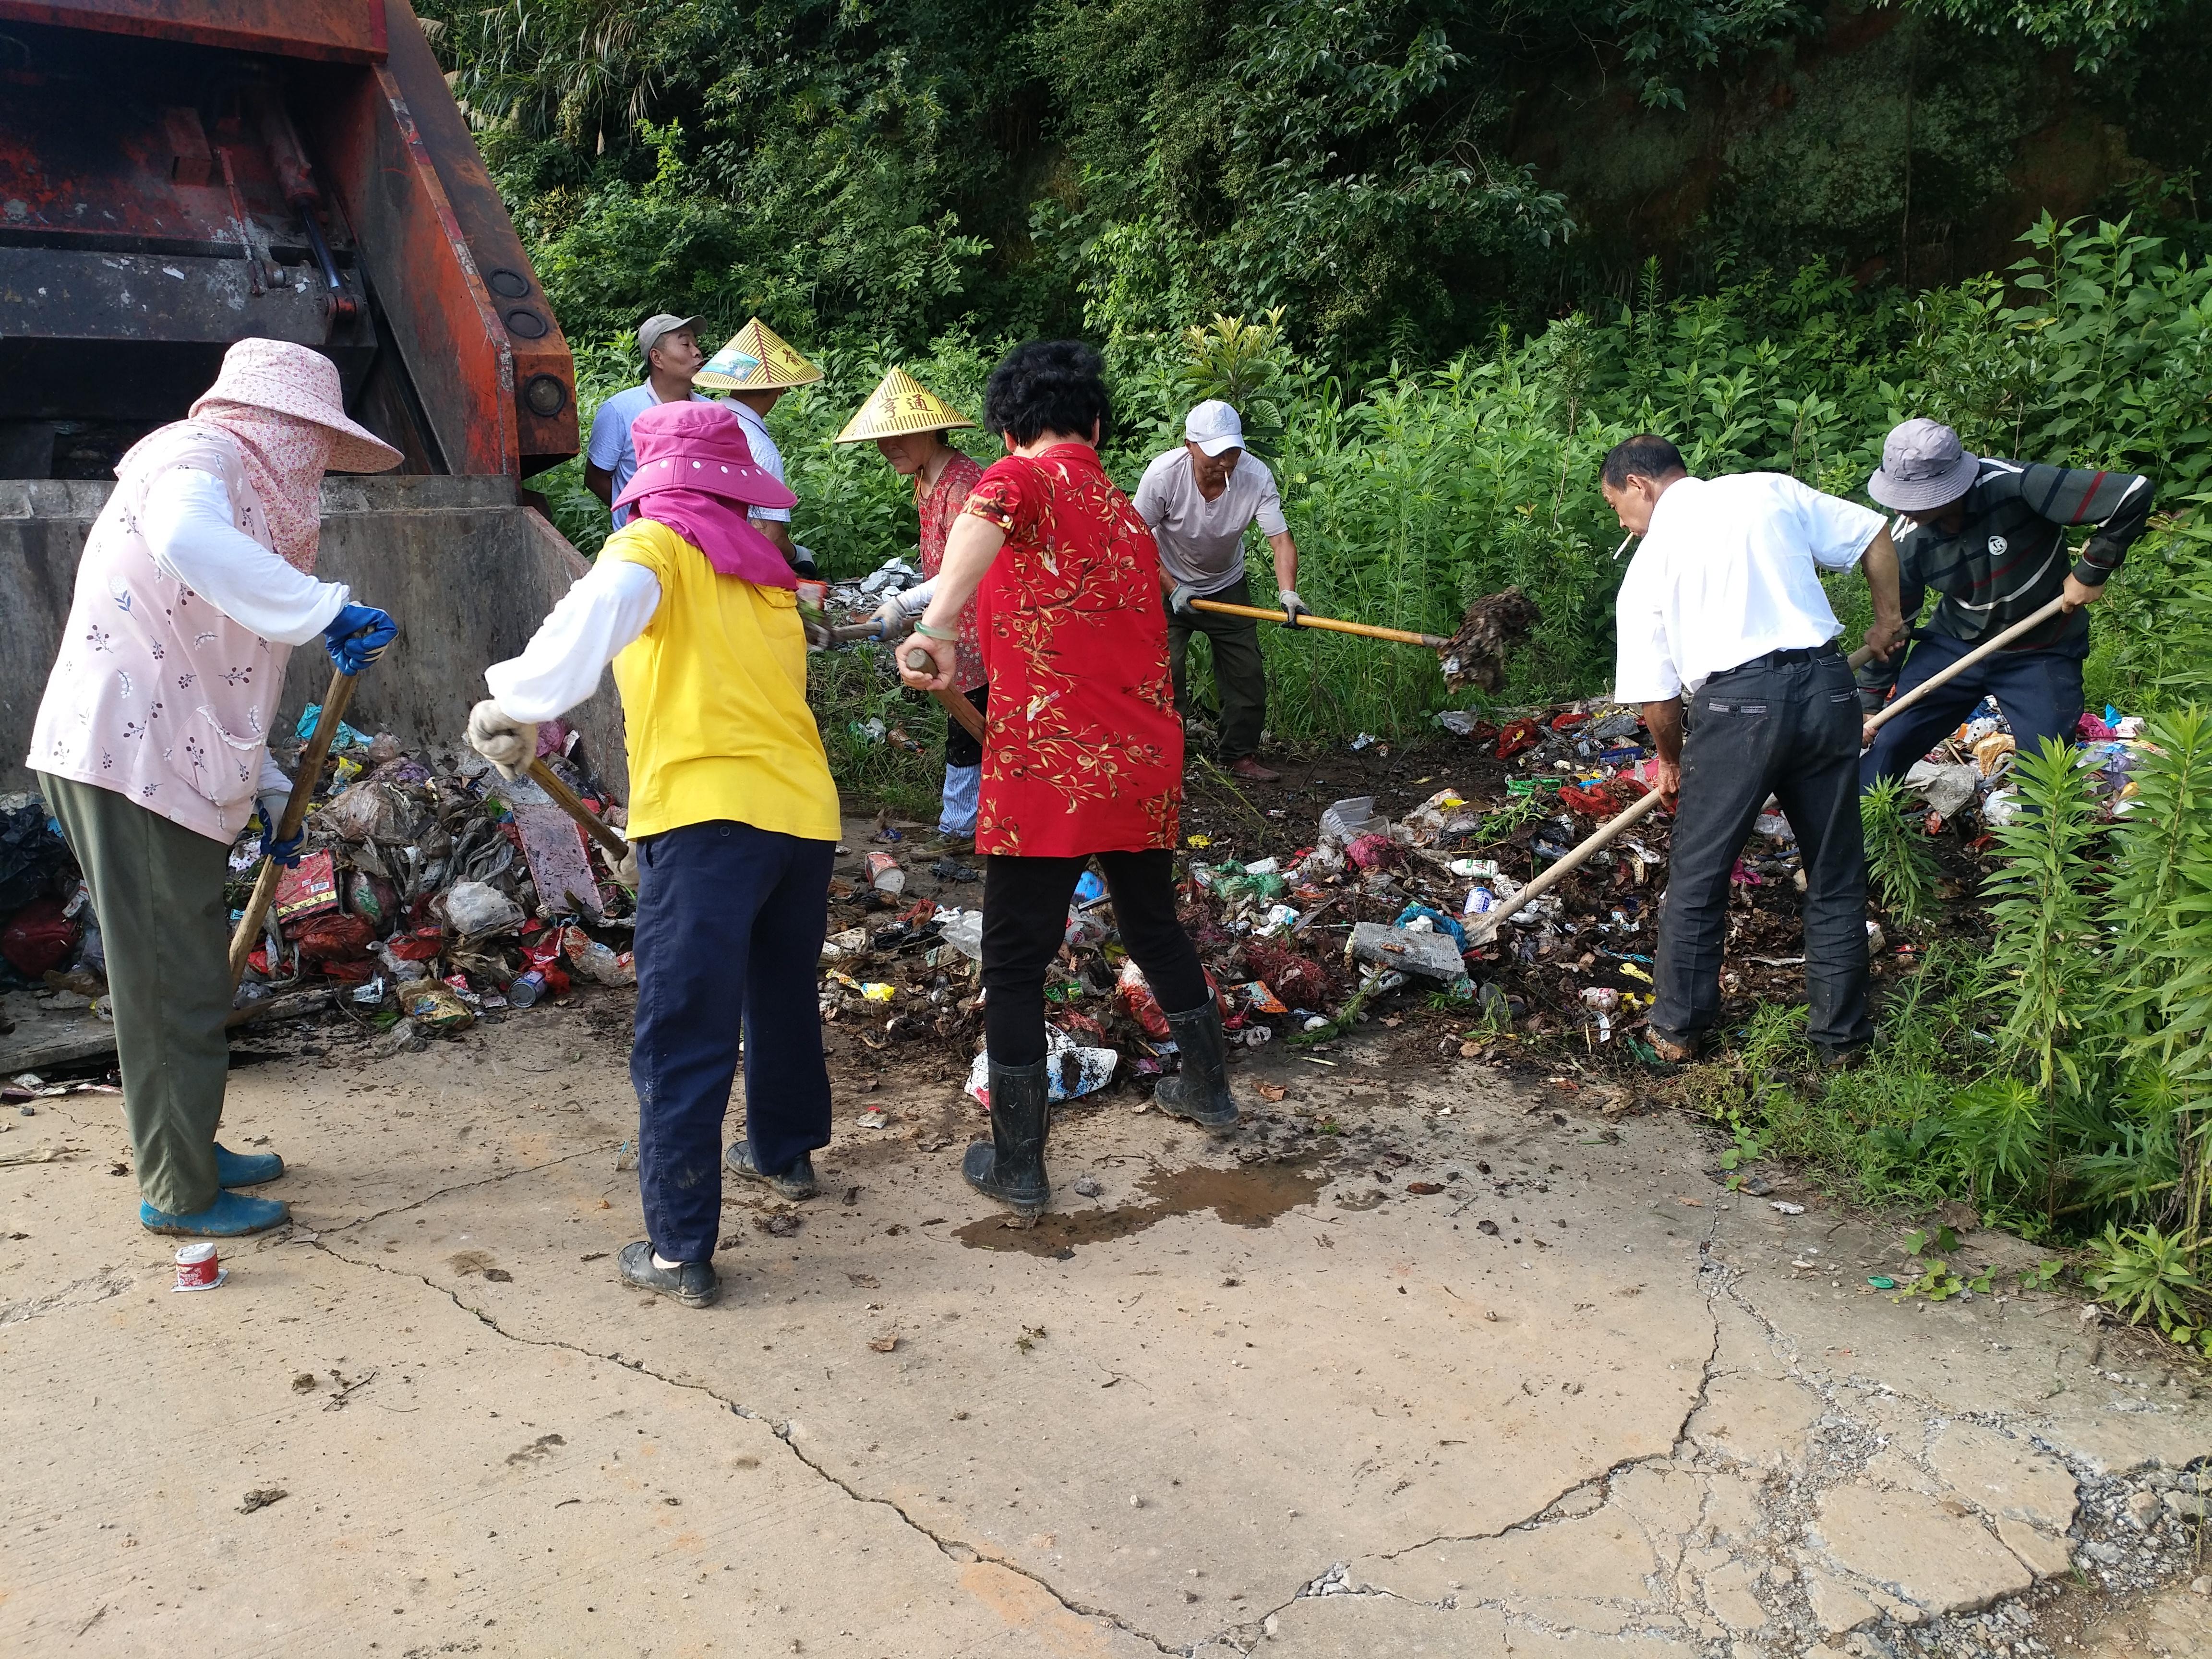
[294,913,377,965]
[376,939,434,983]
[936,909,983,961]
[442,880,526,938]
[1,896,76,977]
[1319,796,1386,843]
[964,1025,1118,1107]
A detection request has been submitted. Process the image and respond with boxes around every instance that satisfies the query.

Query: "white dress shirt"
[1611,472,1883,702]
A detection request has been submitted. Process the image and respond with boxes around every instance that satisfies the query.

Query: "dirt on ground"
[2,969,2208,1657]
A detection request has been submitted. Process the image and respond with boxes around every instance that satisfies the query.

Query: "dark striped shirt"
[1860,457,2151,692]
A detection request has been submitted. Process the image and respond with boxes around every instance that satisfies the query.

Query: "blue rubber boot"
[140,1190,292,1236]
[214,1144,284,1187]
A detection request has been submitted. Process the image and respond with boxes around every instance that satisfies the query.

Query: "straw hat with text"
[696,318,824,391]
[834,367,977,444]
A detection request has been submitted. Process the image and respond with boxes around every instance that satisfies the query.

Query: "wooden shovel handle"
[526,758,630,862]
[1188,597,1448,649]
[1863,594,2070,736]
[227,667,356,990]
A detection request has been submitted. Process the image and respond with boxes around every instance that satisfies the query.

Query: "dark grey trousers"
[1653,648,1873,1054]
[1166,574,1268,762]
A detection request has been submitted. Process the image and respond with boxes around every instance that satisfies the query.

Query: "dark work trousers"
[944,682,989,770]
[1861,633,2086,789]
[1166,574,1268,762]
[1655,648,1874,1056]
[982,850,1209,1068]
[631,820,835,1263]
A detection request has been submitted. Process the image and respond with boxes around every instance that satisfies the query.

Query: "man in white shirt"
[585,314,713,528]
[1604,434,1904,1065]
[1134,400,1303,782]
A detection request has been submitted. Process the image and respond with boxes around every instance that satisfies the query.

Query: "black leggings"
[981,850,1208,1067]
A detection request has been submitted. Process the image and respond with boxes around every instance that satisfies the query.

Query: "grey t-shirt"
[1132,448,1289,596]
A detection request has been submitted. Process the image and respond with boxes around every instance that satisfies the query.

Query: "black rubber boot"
[964,1059,1050,1214]
[1154,1000,1239,1133]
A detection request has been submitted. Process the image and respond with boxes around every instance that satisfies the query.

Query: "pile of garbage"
[807,701,1696,1085]
[0,712,637,1055]
[1894,698,2149,830]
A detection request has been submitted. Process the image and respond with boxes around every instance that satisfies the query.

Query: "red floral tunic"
[962,444,1183,856]
[917,451,986,692]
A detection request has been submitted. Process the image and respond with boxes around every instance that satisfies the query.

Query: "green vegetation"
[542,214,2212,747]
[1705,712,2212,1346]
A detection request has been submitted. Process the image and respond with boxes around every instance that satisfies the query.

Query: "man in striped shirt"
[1859,417,2151,787]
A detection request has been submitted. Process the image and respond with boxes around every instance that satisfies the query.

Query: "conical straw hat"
[696,318,824,391]
[834,366,978,443]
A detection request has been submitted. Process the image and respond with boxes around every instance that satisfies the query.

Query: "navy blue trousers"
[1861,633,2086,789]
[631,820,835,1264]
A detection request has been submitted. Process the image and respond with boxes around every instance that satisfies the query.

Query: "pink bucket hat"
[612,399,798,515]
[190,337,402,473]
[612,400,801,586]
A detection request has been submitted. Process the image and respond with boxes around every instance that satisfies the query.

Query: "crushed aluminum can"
[174,1242,226,1292]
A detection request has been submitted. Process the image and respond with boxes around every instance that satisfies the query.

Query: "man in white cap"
[26,337,402,1237]
[1134,399,1302,782]
[1601,433,1903,1068]
[583,314,713,527]
[1860,416,2151,787]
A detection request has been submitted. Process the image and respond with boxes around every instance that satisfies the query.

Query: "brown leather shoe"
[1227,757,1280,782]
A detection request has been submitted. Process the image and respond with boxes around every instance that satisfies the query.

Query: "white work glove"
[1169,582,1200,619]
[613,842,639,888]
[466,698,537,781]
[869,594,914,641]
[1279,589,1309,628]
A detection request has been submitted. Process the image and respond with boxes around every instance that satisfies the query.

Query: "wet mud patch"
[955,1159,1325,1256]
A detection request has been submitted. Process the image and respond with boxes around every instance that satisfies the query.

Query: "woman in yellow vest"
[468,400,840,1309]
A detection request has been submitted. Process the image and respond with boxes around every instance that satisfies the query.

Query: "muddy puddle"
[955,1159,1326,1256]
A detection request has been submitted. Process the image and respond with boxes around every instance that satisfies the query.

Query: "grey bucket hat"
[1869,417,1980,511]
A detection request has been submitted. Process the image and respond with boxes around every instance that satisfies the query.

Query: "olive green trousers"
[39,773,232,1215]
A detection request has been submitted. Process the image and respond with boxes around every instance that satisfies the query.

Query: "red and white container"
[173,1242,226,1292]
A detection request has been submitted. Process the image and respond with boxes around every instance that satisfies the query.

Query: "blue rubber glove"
[323,603,397,675]
[256,794,304,868]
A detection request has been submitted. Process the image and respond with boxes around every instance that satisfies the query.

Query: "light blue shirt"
[586,381,715,527]
[730,400,791,524]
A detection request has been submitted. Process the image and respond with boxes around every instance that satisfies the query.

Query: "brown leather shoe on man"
[1227,756,1280,782]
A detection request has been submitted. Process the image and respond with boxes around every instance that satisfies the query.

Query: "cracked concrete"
[1,1006,2208,1656]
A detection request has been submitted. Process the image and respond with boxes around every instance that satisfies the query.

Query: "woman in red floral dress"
[900,340,1237,1213]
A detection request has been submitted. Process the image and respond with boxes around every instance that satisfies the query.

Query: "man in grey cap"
[1135,399,1305,782]
[1860,417,2152,787]
[583,314,715,527]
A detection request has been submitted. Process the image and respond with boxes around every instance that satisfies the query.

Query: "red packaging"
[1549,710,1591,732]
[1494,718,1542,759]
[1345,833,1404,872]
[387,926,445,962]
[0,896,76,977]
[294,913,376,964]
[272,850,339,926]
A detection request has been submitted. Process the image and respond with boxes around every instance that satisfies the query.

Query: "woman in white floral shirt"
[26,338,402,1237]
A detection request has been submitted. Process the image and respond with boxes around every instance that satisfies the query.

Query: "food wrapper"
[399,980,475,1032]
[272,850,339,926]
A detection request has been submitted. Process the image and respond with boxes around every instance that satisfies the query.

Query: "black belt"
[1721,640,1840,673]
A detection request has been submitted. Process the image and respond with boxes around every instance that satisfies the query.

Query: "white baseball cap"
[1184,399,1246,457]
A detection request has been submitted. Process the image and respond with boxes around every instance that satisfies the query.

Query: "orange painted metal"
[304,63,518,478]
[378,0,577,472]
[0,0,385,61]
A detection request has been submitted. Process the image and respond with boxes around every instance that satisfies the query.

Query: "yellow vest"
[599,520,841,843]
